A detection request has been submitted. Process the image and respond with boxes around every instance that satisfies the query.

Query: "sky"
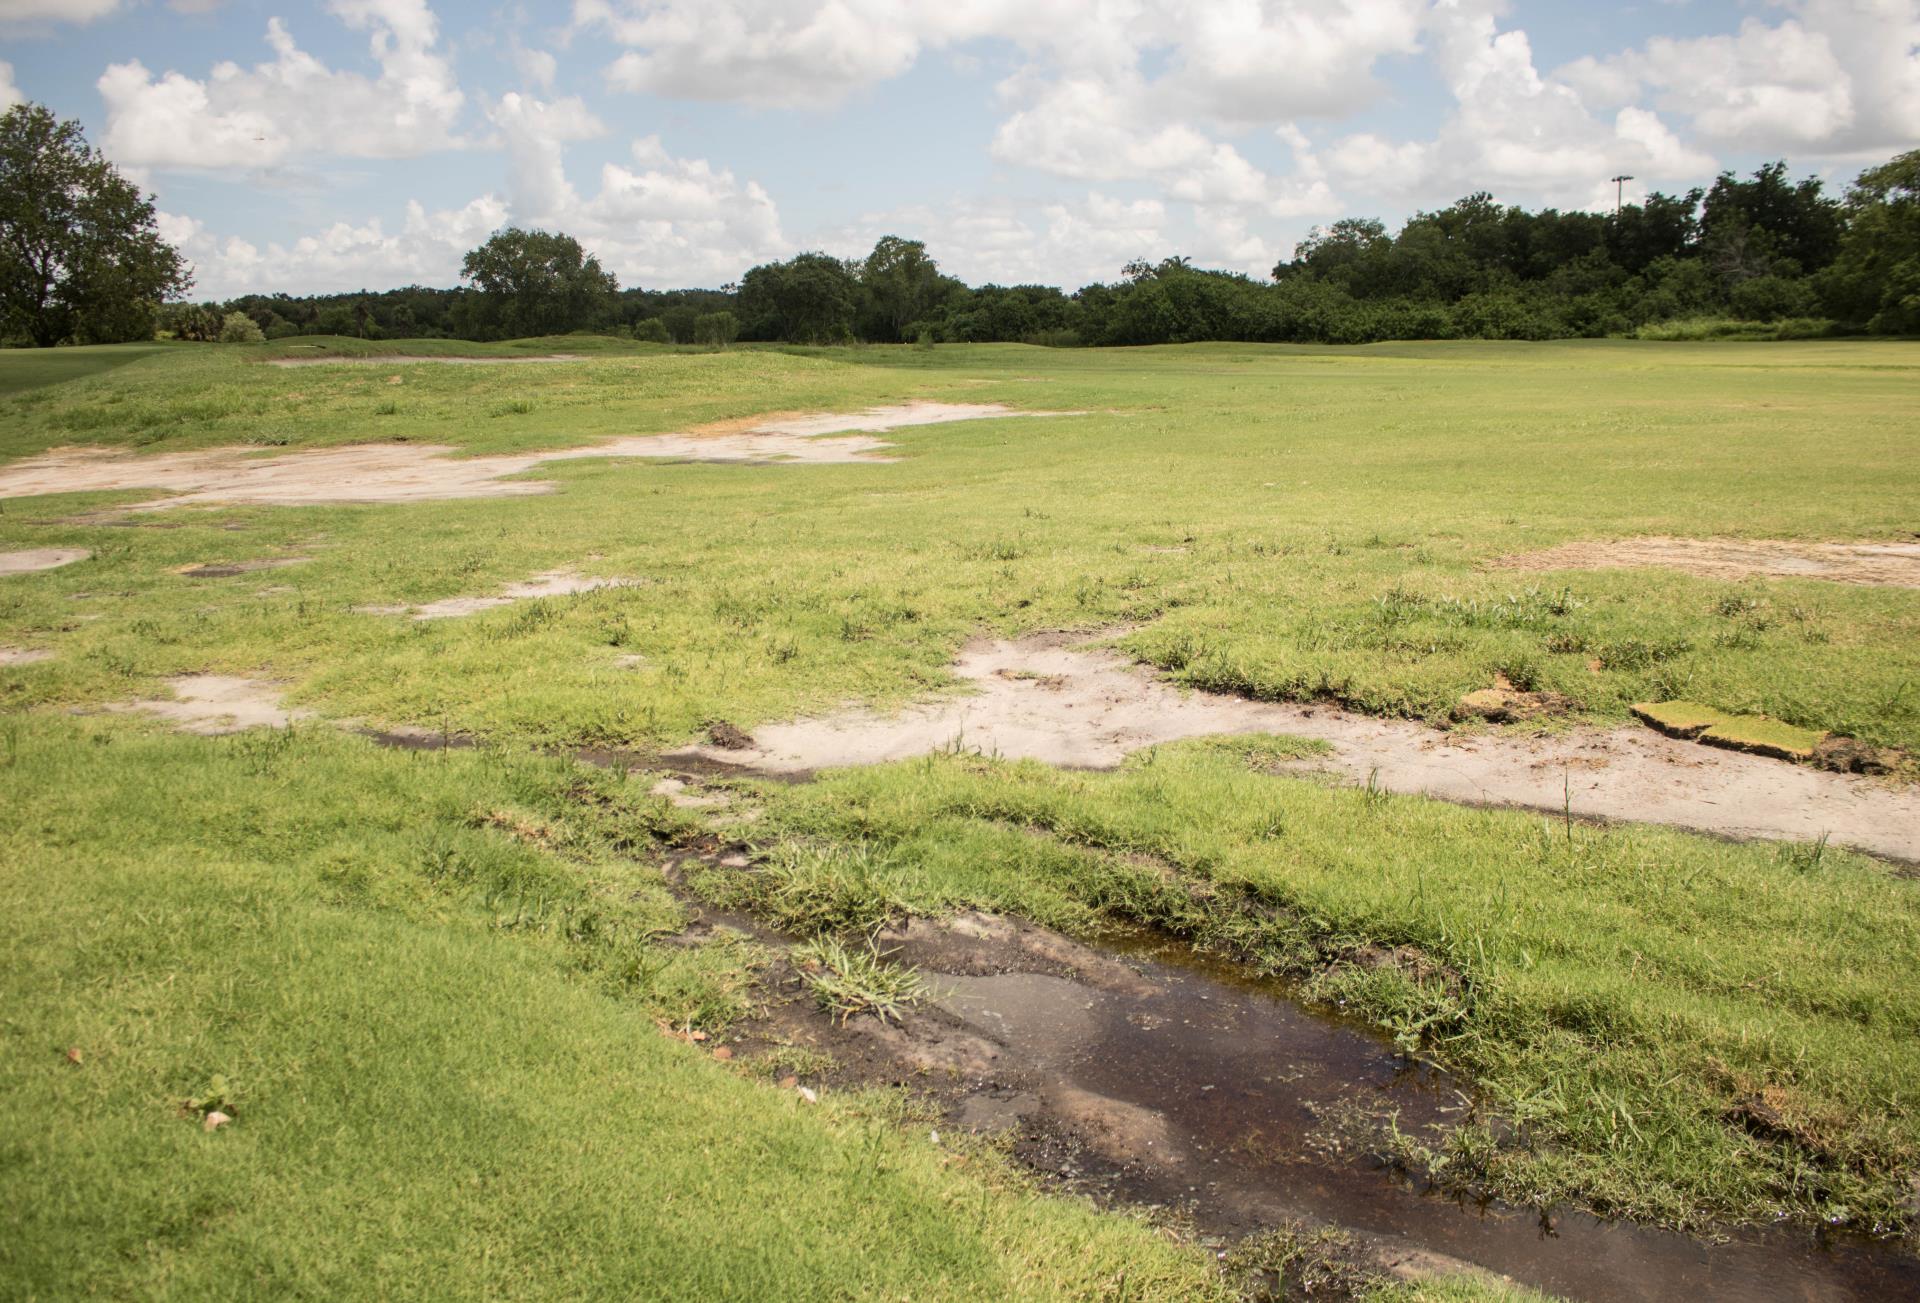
[1,0,1915,299]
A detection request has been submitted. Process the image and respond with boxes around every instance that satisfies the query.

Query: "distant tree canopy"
[0,103,191,347]
[459,227,618,340]
[144,150,1920,351]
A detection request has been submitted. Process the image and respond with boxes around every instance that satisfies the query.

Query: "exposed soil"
[0,403,1073,509]
[672,633,1920,863]
[1493,538,1920,588]
[690,886,1919,1302]
[107,674,313,734]
[264,353,589,367]
[0,547,89,575]
[353,568,638,619]
[0,647,53,665]
[176,557,310,579]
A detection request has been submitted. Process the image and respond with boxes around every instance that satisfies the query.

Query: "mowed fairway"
[3,337,1917,1299]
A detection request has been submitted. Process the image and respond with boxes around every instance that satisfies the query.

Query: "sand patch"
[109,674,312,734]
[265,353,588,368]
[354,568,637,620]
[0,547,89,575]
[1494,537,1920,588]
[672,632,1920,862]
[0,402,1068,510]
[0,647,54,665]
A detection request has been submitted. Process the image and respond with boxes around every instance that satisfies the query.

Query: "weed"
[793,935,926,1024]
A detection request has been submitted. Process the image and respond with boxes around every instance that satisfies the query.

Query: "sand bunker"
[1495,537,1920,588]
[672,633,1920,862]
[265,353,587,367]
[0,403,1068,510]
[108,675,312,734]
[0,547,89,575]
[0,647,53,665]
[354,568,636,619]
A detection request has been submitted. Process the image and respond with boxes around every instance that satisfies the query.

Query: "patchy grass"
[0,716,1231,1300]
[2,337,1917,1291]
[726,739,1920,1236]
[794,935,928,1023]
[1634,699,1830,759]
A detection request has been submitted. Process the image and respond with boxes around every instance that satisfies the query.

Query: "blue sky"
[2,0,1915,297]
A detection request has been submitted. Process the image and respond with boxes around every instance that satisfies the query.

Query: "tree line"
[3,99,1915,349]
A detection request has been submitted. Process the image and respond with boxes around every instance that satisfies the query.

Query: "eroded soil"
[689,887,1919,1302]
[0,647,53,665]
[0,403,1073,509]
[107,674,312,734]
[353,568,639,619]
[0,547,89,575]
[1493,538,1920,588]
[672,633,1920,863]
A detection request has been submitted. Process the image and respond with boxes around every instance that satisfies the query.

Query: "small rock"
[202,1111,232,1133]
[711,1046,733,1061]
[64,1047,82,1065]
[795,1085,818,1104]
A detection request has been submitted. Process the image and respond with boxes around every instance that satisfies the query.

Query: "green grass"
[0,341,179,397]
[0,716,1230,1300]
[3,336,1917,1291]
[712,739,1920,1233]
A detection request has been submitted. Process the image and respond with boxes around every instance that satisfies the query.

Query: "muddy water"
[884,921,1918,1302]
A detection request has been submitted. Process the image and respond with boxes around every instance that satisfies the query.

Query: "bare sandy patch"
[0,402,1069,510]
[1494,537,1920,588]
[0,647,53,665]
[354,568,637,620]
[0,547,89,575]
[672,632,1920,862]
[265,353,588,368]
[108,674,312,734]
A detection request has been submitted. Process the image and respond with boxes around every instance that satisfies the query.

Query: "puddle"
[671,633,1920,863]
[827,909,1920,1302]
[0,403,1074,509]
[1,647,54,665]
[0,547,89,575]
[353,569,638,619]
[265,353,588,368]
[107,674,312,734]
[1494,538,1920,588]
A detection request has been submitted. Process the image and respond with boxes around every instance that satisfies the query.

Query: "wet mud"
[703,893,1920,1301]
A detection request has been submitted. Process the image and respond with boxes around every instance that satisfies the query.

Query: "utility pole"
[1610,174,1634,214]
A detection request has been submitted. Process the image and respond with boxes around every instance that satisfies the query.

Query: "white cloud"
[166,194,508,299]
[1323,0,1714,208]
[512,44,558,91]
[1556,0,1918,156]
[0,60,21,109]
[98,1,467,171]
[814,190,1168,288]
[169,123,786,295]
[0,0,121,24]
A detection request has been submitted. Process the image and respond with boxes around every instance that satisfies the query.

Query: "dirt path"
[0,402,1076,509]
[673,633,1920,863]
[0,547,89,575]
[1494,537,1920,588]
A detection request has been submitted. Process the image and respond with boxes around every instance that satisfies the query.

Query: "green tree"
[736,252,858,344]
[218,311,265,343]
[693,311,738,347]
[0,103,191,347]
[1819,150,1920,333]
[857,236,955,342]
[459,228,618,340]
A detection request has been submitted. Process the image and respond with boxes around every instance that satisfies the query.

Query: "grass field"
[3,336,1917,1297]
